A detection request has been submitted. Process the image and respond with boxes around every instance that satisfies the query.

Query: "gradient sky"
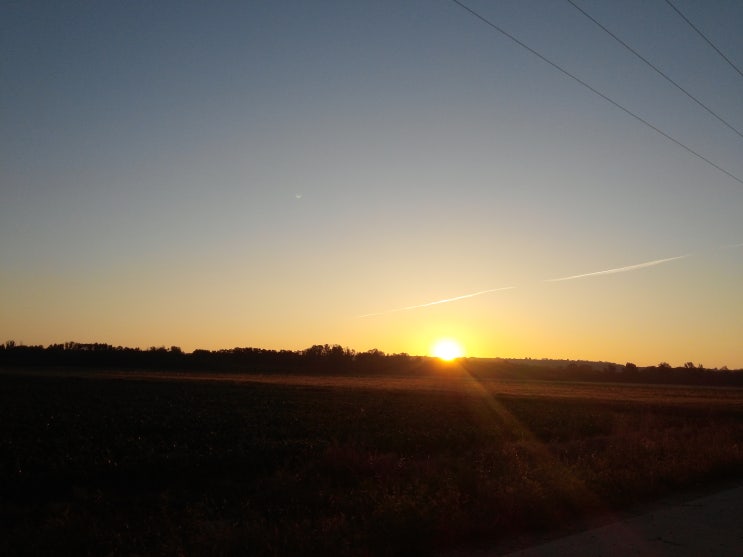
[2,1,742,367]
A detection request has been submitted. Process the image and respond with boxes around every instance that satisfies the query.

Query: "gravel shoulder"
[495,482,743,556]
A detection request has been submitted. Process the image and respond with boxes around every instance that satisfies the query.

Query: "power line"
[566,0,743,141]
[449,0,743,186]
[663,0,743,80]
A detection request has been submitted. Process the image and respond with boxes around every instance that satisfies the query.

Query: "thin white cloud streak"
[355,287,516,318]
[719,242,743,250]
[544,254,690,282]
[358,253,694,318]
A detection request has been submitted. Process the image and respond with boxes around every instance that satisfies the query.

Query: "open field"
[8,367,743,407]
[2,368,743,556]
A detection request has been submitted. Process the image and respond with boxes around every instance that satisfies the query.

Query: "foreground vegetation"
[2,370,743,556]
[2,340,742,385]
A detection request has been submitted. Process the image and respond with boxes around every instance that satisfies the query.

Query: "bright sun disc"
[432,339,464,361]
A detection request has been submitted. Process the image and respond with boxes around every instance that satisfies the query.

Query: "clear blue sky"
[2,1,742,367]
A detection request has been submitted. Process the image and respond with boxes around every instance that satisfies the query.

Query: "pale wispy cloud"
[544,254,690,282]
[358,252,694,318]
[355,287,516,318]
[719,242,743,250]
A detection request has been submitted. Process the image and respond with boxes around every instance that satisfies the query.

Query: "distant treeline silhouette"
[1,341,742,386]
[0,341,417,374]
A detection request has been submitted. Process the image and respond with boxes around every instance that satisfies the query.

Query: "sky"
[2,0,742,368]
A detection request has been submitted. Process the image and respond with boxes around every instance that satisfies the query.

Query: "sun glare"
[431,339,465,361]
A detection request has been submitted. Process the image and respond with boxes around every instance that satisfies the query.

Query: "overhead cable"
[663,0,743,80]
[449,0,743,186]
[566,0,743,140]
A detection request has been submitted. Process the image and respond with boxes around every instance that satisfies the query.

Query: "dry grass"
[1,369,742,556]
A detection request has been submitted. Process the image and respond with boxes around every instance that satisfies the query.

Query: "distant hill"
[1,341,741,386]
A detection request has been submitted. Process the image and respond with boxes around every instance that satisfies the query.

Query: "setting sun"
[431,339,465,361]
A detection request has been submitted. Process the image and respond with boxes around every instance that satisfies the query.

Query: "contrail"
[545,254,690,282]
[358,252,696,318]
[719,242,743,250]
[355,286,516,318]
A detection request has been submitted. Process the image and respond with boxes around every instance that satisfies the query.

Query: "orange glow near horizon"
[431,339,465,361]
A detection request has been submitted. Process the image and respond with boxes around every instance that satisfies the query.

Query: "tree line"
[1,340,742,386]
[0,341,419,374]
